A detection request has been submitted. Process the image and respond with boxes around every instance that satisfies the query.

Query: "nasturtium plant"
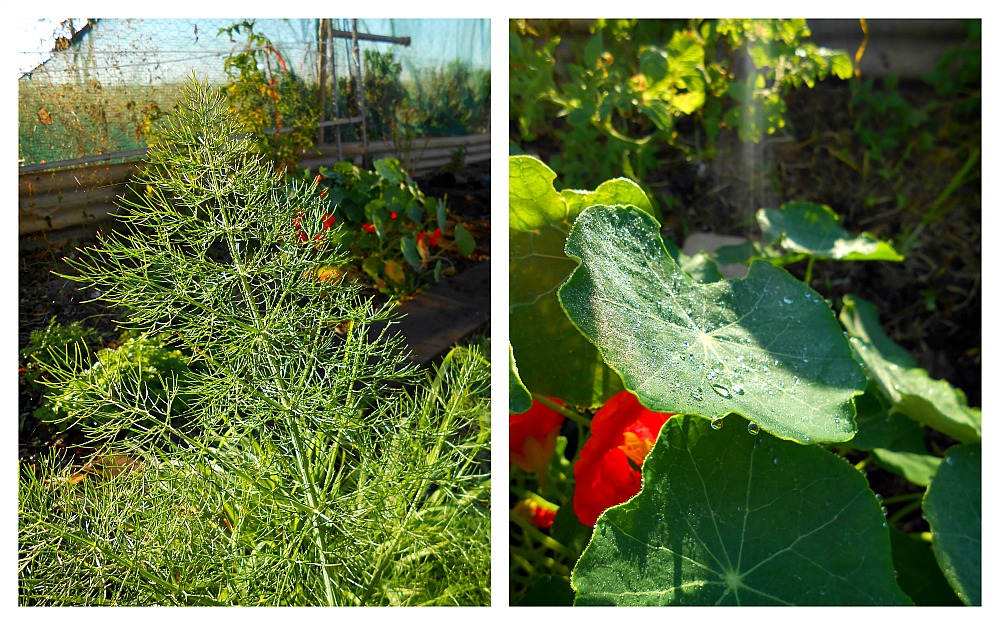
[572,415,912,606]
[922,443,981,606]
[509,157,980,607]
[558,204,866,444]
[840,295,981,444]
[758,202,904,262]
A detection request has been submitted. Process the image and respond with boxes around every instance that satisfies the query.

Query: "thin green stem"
[509,511,575,559]
[532,393,591,428]
[881,492,923,506]
[803,256,816,286]
[887,499,924,527]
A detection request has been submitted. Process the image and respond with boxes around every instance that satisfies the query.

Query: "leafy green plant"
[510,19,852,191]
[509,156,980,606]
[218,20,319,174]
[317,157,474,298]
[33,333,195,437]
[19,317,98,392]
[18,79,489,606]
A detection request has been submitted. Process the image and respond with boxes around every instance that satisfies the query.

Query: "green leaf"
[758,202,904,261]
[434,197,447,232]
[558,205,866,444]
[889,528,962,606]
[454,223,475,256]
[373,158,406,186]
[840,295,981,443]
[678,251,724,284]
[572,415,912,606]
[923,443,981,605]
[869,449,941,487]
[511,155,657,407]
[508,344,532,414]
[400,235,421,270]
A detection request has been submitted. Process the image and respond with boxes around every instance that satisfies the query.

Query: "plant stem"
[900,146,980,254]
[887,499,924,527]
[509,511,575,559]
[532,393,591,428]
[209,152,338,606]
[803,256,816,286]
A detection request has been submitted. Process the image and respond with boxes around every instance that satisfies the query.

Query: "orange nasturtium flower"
[573,390,672,527]
[510,398,565,480]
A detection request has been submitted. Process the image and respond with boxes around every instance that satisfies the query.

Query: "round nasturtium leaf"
[572,415,912,606]
[840,295,981,444]
[558,205,866,444]
[757,202,903,262]
[923,443,981,606]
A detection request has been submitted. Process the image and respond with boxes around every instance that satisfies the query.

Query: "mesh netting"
[18,18,490,170]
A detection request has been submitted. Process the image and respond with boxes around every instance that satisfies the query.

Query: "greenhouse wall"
[19,18,490,169]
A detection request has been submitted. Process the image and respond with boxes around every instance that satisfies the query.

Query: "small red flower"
[513,498,557,530]
[510,398,565,478]
[573,391,672,527]
[321,213,336,230]
[362,223,376,234]
[390,211,398,220]
[313,174,322,185]
[417,227,442,248]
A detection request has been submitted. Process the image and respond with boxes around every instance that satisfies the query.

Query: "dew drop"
[783,296,793,304]
[747,422,760,435]
[732,383,745,395]
[773,457,779,465]
[710,383,731,399]
[691,387,704,401]
[710,417,724,430]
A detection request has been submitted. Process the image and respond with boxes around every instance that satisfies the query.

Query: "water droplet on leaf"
[710,417,724,430]
[747,422,760,435]
[710,383,731,398]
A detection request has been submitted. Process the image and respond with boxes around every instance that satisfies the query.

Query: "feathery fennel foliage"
[18,80,490,606]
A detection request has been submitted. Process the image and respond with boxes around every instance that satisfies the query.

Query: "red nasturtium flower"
[417,227,442,248]
[510,398,565,479]
[573,390,673,527]
[512,498,557,530]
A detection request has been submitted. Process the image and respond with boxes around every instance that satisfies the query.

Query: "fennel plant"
[18,79,490,606]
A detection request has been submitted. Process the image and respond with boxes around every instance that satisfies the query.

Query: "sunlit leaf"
[509,344,532,415]
[758,202,903,261]
[509,156,652,406]
[840,295,981,443]
[558,205,866,443]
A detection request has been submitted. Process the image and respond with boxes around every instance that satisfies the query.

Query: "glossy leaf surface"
[559,205,866,443]
[840,295,981,443]
[923,443,981,606]
[572,416,911,606]
[758,202,903,261]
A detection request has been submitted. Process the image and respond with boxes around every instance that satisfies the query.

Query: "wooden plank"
[391,260,491,367]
